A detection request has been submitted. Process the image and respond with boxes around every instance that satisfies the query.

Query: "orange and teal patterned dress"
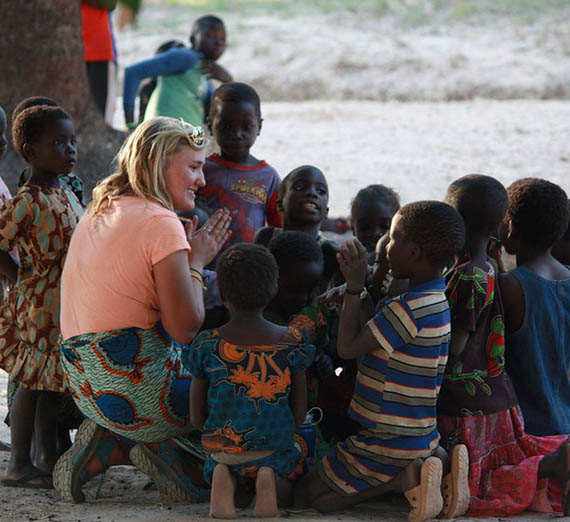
[0,180,82,391]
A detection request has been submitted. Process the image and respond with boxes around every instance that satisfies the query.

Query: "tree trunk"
[0,0,124,196]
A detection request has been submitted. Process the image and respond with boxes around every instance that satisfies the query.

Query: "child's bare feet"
[253,466,279,518]
[404,456,443,522]
[537,438,570,515]
[210,464,237,519]
[440,444,470,519]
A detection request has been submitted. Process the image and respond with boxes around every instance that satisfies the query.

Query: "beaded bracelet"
[126,121,137,129]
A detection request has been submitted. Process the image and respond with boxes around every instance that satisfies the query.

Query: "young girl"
[294,201,467,522]
[199,82,282,252]
[186,243,314,518]
[439,174,570,517]
[500,178,570,437]
[0,105,83,488]
[351,184,400,255]
[123,15,232,128]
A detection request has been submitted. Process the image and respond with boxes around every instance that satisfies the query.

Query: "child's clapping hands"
[336,239,368,292]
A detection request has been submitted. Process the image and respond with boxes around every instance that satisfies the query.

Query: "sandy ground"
[1,2,570,520]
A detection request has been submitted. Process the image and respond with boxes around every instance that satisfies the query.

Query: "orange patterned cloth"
[0,181,82,391]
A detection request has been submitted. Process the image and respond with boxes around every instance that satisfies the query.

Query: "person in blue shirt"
[123,15,232,129]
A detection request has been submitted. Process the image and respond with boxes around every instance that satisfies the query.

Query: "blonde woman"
[54,117,231,503]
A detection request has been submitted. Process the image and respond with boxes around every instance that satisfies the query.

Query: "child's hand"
[318,283,346,307]
[187,209,231,269]
[314,350,335,380]
[337,239,368,291]
[200,60,232,83]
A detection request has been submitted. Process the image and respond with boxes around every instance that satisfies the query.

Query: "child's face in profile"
[280,168,329,225]
[386,213,414,280]
[371,233,390,290]
[209,100,261,163]
[270,260,323,319]
[193,23,226,60]
[0,108,8,159]
[29,118,76,175]
[352,199,395,253]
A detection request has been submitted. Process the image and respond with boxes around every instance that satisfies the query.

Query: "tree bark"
[0,0,124,196]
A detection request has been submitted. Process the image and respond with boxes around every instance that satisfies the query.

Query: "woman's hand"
[186,209,231,270]
[336,239,368,291]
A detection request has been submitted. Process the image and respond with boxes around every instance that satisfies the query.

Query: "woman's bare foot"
[254,466,279,518]
[539,439,570,515]
[210,464,237,519]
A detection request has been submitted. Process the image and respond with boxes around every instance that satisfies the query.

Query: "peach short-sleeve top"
[60,197,190,339]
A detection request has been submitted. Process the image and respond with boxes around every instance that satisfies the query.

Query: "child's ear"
[22,142,34,162]
[205,116,213,135]
[257,118,263,136]
[409,242,422,261]
[324,206,329,219]
[276,198,284,212]
[190,34,196,49]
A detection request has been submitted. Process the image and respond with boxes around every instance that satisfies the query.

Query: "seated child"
[439,174,570,517]
[199,82,282,257]
[185,243,314,518]
[552,199,570,265]
[123,15,232,128]
[500,178,570,436]
[294,201,467,522]
[351,184,400,256]
[255,165,340,287]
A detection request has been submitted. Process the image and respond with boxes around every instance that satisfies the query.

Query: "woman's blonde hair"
[91,117,206,215]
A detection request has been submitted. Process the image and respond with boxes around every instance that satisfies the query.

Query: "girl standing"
[0,105,82,488]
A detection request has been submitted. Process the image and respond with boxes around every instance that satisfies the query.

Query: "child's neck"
[219,307,287,345]
[460,234,488,259]
[407,267,444,289]
[219,150,259,167]
[28,167,59,185]
[282,217,320,238]
[515,246,570,280]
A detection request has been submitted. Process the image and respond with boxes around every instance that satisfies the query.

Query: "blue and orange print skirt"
[59,322,192,442]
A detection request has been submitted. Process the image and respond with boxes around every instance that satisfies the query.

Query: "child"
[199,82,282,251]
[0,105,83,488]
[500,178,570,436]
[351,184,400,255]
[439,174,570,517]
[123,15,232,128]
[294,201,467,522]
[255,165,339,286]
[186,243,314,518]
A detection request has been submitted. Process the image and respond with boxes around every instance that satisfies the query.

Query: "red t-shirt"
[81,2,114,62]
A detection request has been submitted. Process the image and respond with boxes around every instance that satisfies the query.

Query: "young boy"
[122,15,232,128]
[294,201,466,522]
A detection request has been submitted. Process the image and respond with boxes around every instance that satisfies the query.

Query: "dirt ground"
[1,1,570,520]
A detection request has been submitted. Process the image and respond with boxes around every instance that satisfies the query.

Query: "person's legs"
[33,391,60,472]
[253,466,279,518]
[210,463,236,518]
[438,444,469,519]
[4,386,46,485]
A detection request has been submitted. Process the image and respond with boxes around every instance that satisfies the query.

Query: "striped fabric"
[317,279,450,495]
[349,279,450,436]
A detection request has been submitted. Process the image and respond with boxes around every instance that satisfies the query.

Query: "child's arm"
[123,48,200,126]
[200,60,232,83]
[499,272,525,333]
[190,376,209,430]
[290,371,308,426]
[0,251,18,283]
[336,239,378,359]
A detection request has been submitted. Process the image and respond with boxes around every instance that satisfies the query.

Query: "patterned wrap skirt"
[317,427,440,496]
[59,322,192,442]
[439,406,566,516]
